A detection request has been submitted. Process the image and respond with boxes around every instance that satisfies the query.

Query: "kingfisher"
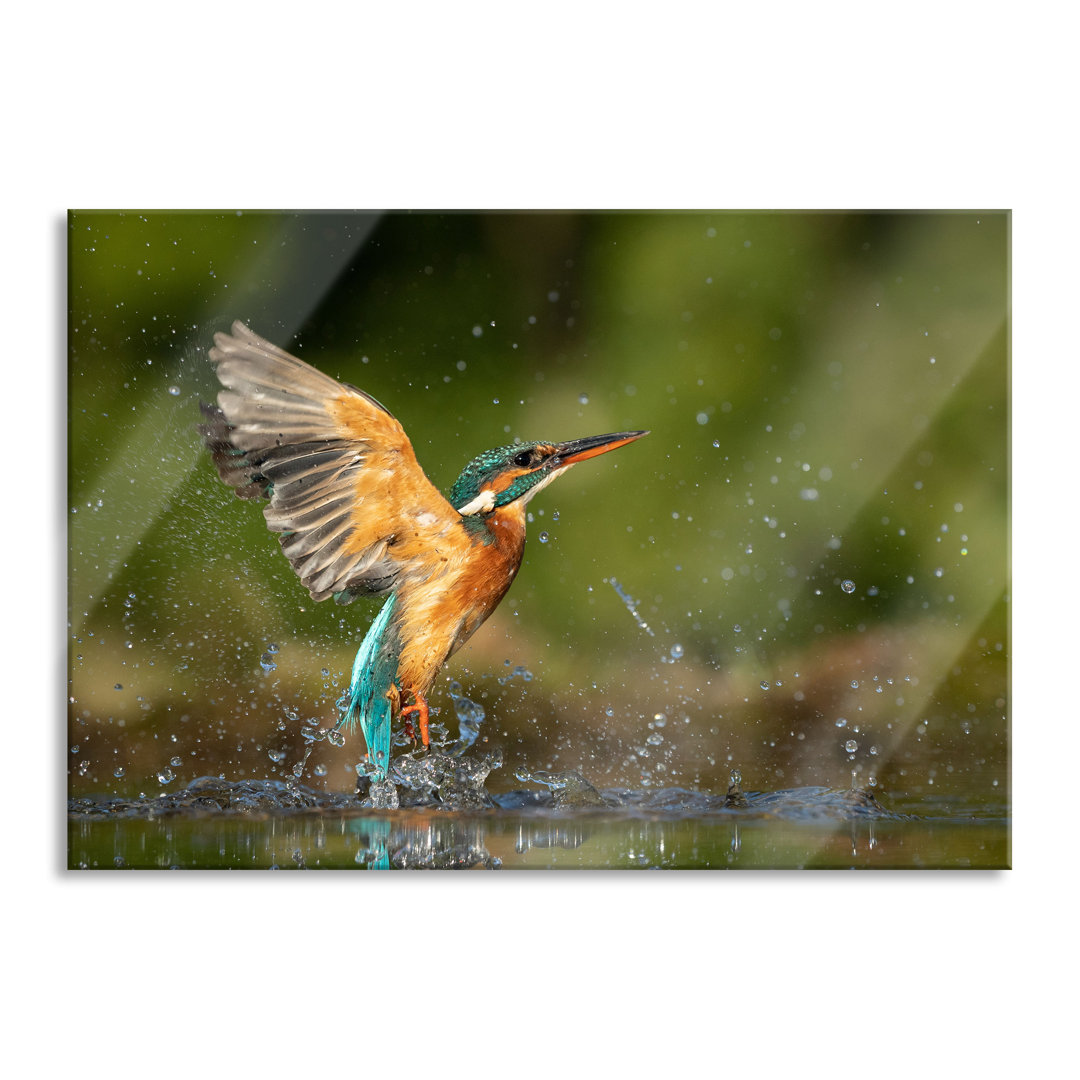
[199,321,647,781]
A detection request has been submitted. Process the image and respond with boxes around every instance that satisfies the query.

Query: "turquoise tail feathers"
[339,595,399,780]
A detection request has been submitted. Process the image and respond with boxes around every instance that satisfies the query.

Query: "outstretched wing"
[199,321,462,602]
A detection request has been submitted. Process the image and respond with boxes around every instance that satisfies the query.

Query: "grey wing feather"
[198,321,406,602]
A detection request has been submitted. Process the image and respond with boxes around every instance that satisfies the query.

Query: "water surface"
[68,773,1008,870]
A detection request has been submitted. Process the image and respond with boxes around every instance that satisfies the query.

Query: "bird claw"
[400,696,430,747]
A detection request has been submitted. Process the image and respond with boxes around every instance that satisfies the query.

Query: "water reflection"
[68,773,1008,870]
[347,816,500,870]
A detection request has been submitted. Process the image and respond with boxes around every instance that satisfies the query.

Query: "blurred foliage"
[68,210,1008,803]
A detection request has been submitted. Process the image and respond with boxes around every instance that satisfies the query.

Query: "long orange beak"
[553,430,649,467]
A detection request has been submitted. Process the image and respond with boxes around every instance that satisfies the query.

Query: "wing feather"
[199,321,461,602]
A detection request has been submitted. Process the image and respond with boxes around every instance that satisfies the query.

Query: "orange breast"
[393,503,527,700]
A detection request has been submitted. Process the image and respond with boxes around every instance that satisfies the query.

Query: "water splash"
[514,768,608,808]
[383,748,505,810]
[498,664,533,686]
[724,768,749,808]
[608,577,655,636]
[367,777,400,810]
[447,680,486,754]
[70,773,908,823]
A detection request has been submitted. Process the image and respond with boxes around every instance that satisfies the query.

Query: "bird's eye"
[513,451,533,467]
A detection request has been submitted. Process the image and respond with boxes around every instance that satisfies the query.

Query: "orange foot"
[400,694,430,747]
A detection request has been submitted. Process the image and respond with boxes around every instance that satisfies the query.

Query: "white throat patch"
[455,488,497,516]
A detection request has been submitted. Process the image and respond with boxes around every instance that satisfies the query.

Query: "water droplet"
[841,579,856,594]
[168,385,181,396]
[327,729,346,748]
[538,531,549,543]
[114,683,123,691]
[169,756,182,767]
[760,680,770,691]
[844,739,858,753]
[669,643,684,660]
[646,732,664,746]
[157,768,174,785]
[653,713,667,727]
[578,392,589,405]
[113,766,125,779]
[835,717,848,728]
[267,749,286,763]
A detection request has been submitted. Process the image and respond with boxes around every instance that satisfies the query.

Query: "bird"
[199,321,647,782]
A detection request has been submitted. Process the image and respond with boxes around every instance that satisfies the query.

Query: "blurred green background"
[67,210,1008,804]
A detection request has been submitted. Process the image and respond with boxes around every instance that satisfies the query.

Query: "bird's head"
[450,430,649,517]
